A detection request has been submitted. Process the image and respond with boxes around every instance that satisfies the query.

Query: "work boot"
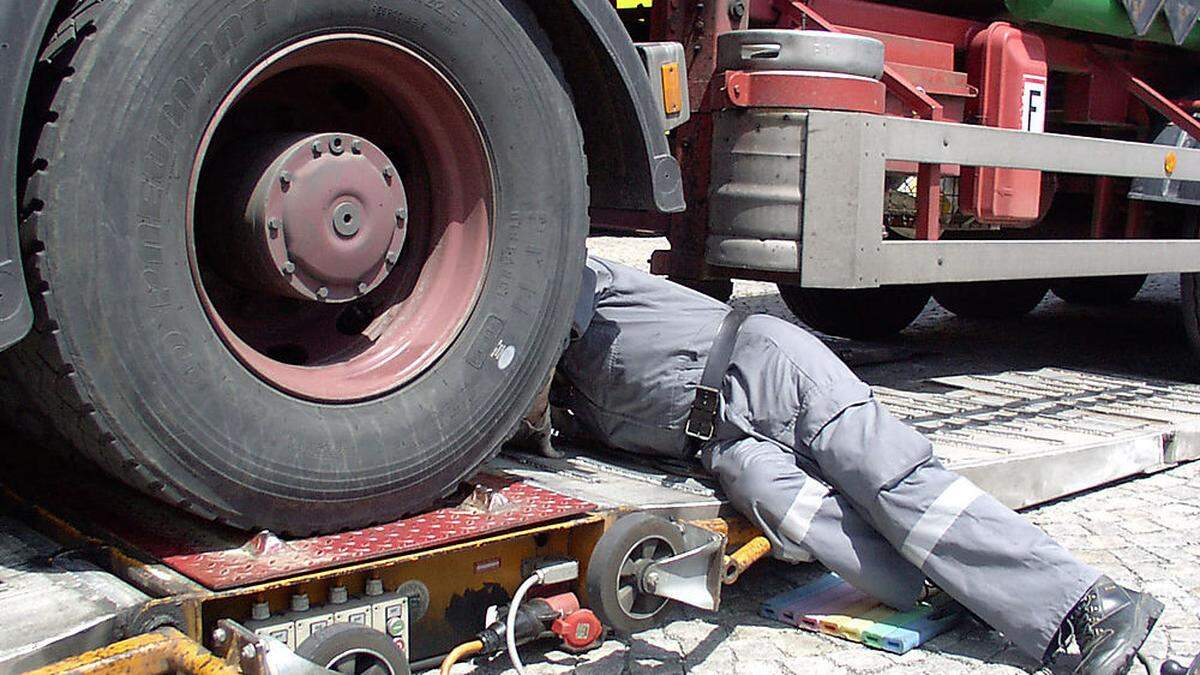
[1061,575,1164,675]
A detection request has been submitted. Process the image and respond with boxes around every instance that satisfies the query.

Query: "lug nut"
[395,207,407,221]
[382,166,394,184]
[350,139,362,154]
[386,251,400,266]
[267,218,280,232]
[317,287,330,300]
[311,141,323,157]
[279,171,292,188]
[329,137,345,155]
[282,261,296,275]
[357,282,369,295]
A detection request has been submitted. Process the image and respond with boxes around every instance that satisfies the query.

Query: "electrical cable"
[506,573,542,675]
[439,639,483,675]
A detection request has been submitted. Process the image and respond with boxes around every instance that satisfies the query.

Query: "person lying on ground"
[515,254,1163,675]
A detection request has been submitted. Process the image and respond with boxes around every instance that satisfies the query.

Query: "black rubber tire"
[669,277,734,304]
[934,280,1049,319]
[296,624,411,675]
[587,513,686,635]
[1,0,587,534]
[1051,275,1146,306]
[776,284,931,339]
[1182,271,1200,363]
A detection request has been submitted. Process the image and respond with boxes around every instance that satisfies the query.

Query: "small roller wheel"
[295,624,410,675]
[587,513,686,635]
[934,280,1049,319]
[1051,275,1146,305]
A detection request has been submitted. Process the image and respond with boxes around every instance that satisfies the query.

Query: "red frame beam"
[1092,48,1200,142]
[773,0,944,240]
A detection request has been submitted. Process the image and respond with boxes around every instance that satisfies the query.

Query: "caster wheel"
[587,513,686,635]
[295,623,411,675]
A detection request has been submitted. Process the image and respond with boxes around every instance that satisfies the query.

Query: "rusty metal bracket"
[27,628,238,675]
[722,535,772,585]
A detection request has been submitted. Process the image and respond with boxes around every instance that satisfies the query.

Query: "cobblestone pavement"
[437,237,1200,674]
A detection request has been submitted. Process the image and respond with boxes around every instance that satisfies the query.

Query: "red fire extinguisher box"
[960,22,1048,224]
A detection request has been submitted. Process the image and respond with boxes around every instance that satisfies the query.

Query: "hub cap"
[190,35,493,401]
[236,133,408,303]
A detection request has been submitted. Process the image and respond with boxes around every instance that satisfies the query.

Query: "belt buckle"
[685,384,720,442]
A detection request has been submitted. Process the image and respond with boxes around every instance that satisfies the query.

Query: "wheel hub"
[191,35,493,401]
[245,132,407,303]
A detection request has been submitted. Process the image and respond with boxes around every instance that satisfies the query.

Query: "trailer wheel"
[934,281,1049,319]
[587,513,686,635]
[1051,275,1146,305]
[296,624,410,675]
[2,0,586,533]
[776,285,931,339]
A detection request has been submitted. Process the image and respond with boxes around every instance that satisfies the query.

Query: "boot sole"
[1118,594,1165,674]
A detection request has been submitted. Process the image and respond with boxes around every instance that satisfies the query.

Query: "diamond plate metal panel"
[105,476,595,590]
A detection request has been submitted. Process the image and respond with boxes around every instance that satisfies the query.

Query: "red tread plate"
[115,475,595,589]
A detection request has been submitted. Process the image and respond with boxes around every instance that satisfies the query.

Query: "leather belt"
[684,310,746,446]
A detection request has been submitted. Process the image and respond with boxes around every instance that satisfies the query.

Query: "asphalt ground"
[441,236,1200,675]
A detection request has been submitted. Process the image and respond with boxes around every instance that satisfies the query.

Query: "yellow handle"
[723,535,771,584]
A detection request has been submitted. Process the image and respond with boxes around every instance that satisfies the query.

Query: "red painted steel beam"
[801,0,981,48]
[1094,49,1200,142]
[723,70,886,112]
[773,0,943,239]
[771,1,943,120]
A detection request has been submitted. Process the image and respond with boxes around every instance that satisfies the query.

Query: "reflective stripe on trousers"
[899,477,984,568]
[806,399,1101,659]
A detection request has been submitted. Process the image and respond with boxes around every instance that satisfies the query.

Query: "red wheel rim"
[189,35,492,402]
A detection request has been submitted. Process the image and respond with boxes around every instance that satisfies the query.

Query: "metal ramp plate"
[501,367,1200,516]
[0,517,149,672]
[878,367,1200,509]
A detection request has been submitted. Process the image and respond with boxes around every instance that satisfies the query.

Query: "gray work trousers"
[701,315,1100,659]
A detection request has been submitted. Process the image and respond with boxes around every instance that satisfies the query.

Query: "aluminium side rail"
[800,110,1200,288]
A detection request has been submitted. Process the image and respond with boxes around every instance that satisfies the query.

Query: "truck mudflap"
[0,0,53,351]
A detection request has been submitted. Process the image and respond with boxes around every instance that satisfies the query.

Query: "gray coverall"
[557,255,1101,660]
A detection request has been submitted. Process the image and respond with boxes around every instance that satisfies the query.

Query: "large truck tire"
[934,281,1049,319]
[776,285,932,339]
[1,0,587,534]
[1051,275,1146,305]
[1181,272,1200,362]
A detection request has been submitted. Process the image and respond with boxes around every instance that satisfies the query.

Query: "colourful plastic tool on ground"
[762,573,965,655]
